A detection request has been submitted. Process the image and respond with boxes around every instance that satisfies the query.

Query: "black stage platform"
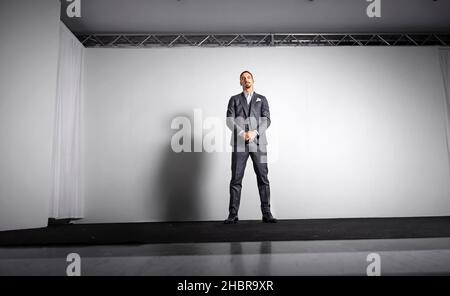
[1,216,450,246]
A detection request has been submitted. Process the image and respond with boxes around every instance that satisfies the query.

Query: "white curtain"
[440,48,450,169]
[50,22,84,219]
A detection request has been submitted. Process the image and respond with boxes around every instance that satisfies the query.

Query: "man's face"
[240,72,253,89]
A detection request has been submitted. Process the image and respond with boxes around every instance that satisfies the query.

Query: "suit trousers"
[229,143,271,215]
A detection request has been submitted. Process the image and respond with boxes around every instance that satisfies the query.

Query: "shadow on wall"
[153,112,208,222]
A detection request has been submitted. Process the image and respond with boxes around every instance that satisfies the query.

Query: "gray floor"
[1,237,450,276]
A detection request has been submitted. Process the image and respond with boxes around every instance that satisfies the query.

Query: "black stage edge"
[1,216,450,246]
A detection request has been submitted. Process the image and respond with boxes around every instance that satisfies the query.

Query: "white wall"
[0,0,60,230]
[80,46,450,223]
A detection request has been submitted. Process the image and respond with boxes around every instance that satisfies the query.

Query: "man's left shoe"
[224,214,239,224]
[262,213,277,223]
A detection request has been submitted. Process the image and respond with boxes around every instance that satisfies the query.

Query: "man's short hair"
[240,70,253,79]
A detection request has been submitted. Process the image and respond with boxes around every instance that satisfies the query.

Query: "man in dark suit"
[224,71,277,224]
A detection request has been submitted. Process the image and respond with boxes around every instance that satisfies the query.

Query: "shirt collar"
[243,90,254,98]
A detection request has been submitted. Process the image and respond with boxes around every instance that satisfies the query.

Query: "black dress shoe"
[224,215,239,224]
[262,213,277,223]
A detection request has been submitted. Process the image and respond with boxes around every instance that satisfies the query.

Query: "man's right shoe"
[262,213,277,223]
[224,215,239,224]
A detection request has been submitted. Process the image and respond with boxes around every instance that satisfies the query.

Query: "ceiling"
[61,0,450,34]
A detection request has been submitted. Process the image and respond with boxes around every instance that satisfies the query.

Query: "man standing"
[224,71,277,224]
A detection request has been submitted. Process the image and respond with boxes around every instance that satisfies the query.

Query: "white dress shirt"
[243,90,254,105]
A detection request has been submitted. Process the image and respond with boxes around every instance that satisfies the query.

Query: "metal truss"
[77,33,450,48]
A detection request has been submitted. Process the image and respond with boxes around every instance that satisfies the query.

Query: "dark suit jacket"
[226,91,271,147]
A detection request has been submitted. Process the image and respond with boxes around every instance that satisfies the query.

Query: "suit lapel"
[249,92,258,117]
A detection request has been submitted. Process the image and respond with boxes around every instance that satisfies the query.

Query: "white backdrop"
[0,0,60,231]
[79,46,450,223]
